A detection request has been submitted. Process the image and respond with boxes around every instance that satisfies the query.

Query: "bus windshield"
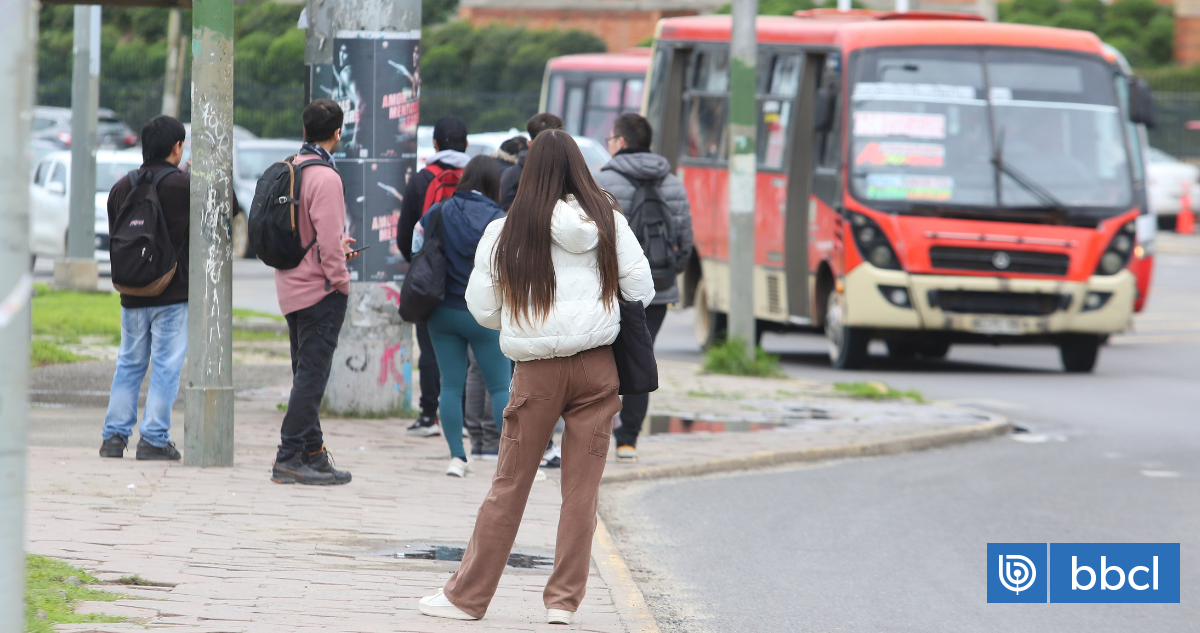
[848,46,1133,220]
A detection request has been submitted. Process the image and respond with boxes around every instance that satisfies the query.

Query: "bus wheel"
[693,278,726,350]
[825,288,869,369]
[1059,334,1102,373]
[886,338,918,359]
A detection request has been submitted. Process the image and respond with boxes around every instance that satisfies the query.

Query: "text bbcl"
[1050,544,1180,603]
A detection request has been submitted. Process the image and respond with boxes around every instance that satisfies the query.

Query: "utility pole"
[162,8,183,117]
[185,0,236,467]
[56,4,101,292]
[0,0,36,626]
[728,0,757,356]
[306,0,420,417]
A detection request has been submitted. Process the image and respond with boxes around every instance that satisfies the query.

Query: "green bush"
[998,0,1175,68]
[702,337,785,378]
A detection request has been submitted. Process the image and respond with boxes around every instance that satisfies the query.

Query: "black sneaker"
[271,453,336,485]
[305,447,351,485]
[135,438,181,461]
[99,436,127,458]
[406,415,441,437]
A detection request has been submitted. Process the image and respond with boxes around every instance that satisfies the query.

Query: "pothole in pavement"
[381,543,554,570]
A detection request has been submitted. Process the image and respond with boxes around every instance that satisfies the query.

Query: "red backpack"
[422,164,462,214]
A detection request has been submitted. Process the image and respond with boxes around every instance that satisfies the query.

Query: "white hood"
[550,196,599,254]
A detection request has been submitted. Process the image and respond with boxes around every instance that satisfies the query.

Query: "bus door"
[804,52,844,325]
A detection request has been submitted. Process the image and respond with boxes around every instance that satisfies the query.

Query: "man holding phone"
[270,99,364,486]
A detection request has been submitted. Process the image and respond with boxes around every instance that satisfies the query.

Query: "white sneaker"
[462,425,470,438]
[446,457,473,478]
[418,589,478,620]
[547,608,572,625]
[616,445,638,463]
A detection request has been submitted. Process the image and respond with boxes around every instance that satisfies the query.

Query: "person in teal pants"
[413,155,511,477]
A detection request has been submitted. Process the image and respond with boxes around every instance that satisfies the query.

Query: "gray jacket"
[595,151,694,305]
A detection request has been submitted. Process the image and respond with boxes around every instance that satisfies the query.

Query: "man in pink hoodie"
[271,99,361,485]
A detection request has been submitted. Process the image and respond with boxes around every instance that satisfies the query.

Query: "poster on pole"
[310,29,419,282]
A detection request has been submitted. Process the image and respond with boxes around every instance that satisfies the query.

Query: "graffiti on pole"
[311,29,419,283]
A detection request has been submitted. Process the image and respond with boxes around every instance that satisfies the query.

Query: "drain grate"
[395,545,553,570]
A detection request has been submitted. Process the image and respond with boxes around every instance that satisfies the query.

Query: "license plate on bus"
[972,316,1022,335]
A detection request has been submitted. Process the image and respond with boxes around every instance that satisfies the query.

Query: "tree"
[999,0,1175,68]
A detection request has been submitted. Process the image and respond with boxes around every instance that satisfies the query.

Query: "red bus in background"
[540,49,652,145]
[646,11,1156,372]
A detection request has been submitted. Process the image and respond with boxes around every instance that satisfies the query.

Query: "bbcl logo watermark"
[988,543,1180,603]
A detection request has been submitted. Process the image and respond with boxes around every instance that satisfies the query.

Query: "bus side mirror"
[1128,77,1156,129]
[814,88,837,133]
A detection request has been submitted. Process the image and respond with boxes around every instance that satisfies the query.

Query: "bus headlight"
[850,213,901,271]
[1082,291,1112,312]
[1094,221,1136,276]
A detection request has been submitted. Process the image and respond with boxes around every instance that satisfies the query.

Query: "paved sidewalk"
[26,363,1005,632]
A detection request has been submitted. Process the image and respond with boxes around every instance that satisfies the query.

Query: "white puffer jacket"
[466,196,655,361]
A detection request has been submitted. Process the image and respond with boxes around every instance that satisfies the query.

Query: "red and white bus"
[645,10,1156,372]
[540,49,652,145]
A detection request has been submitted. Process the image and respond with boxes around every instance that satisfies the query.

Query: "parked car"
[1146,147,1200,228]
[465,128,611,176]
[32,106,138,150]
[28,149,145,266]
[231,138,303,258]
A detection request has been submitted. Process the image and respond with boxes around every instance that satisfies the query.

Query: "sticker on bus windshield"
[853,82,976,102]
[853,111,945,140]
[854,142,944,168]
[865,174,953,201]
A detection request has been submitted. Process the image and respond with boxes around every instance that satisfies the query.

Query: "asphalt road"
[604,235,1200,632]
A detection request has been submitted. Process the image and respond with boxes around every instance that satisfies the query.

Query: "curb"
[600,419,1011,485]
[593,516,663,633]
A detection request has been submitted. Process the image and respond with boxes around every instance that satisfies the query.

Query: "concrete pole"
[895,0,910,12]
[0,0,36,626]
[837,0,852,11]
[56,4,101,292]
[307,0,419,417]
[185,0,236,467]
[728,0,757,356]
[162,9,183,117]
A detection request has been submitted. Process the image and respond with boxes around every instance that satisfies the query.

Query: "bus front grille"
[929,246,1070,276]
[927,290,1069,316]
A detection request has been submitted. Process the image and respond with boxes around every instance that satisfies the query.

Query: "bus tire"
[1059,334,1102,373]
[886,338,918,359]
[693,278,727,350]
[825,288,869,369]
[919,339,951,359]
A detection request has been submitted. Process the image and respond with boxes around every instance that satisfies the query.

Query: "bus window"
[584,78,624,140]
[565,85,585,136]
[624,79,645,112]
[681,49,730,162]
[757,53,802,171]
[547,75,566,118]
[646,47,672,132]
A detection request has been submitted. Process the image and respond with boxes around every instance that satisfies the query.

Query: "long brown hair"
[493,129,620,325]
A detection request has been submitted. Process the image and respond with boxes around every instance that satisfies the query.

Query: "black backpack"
[110,167,181,297]
[616,172,678,291]
[398,203,447,324]
[249,153,336,269]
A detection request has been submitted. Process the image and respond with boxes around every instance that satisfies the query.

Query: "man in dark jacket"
[398,115,470,437]
[594,113,694,463]
[99,115,190,461]
[499,113,562,211]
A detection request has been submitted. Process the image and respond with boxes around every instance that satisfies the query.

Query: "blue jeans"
[102,303,189,447]
[426,305,511,459]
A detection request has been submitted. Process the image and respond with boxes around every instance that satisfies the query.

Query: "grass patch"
[834,381,926,403]
[30,340,89,369]
[31,284,121,343]
[232,328,287,341]
[25,554,124,633]
[702,338,785,378]
[685,389,739,400]
[232,307,285,321]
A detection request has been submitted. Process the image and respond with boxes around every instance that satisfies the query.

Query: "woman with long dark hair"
[418,130,654,624]
[413,154,511,476]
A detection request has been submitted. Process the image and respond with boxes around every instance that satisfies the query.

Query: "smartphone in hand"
[346,244,370,260]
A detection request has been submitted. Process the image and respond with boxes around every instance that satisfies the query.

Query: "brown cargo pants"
[443,345,622,619]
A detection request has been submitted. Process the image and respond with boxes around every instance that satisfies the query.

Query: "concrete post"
[0,0,36,626]
[56,4,101,292]
[307,0,420,417]
[728,0,757,356]
[185,0,236,467]
[162,8,183,118]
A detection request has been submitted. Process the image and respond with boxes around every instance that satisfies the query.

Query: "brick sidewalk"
[26,365,1003,632]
